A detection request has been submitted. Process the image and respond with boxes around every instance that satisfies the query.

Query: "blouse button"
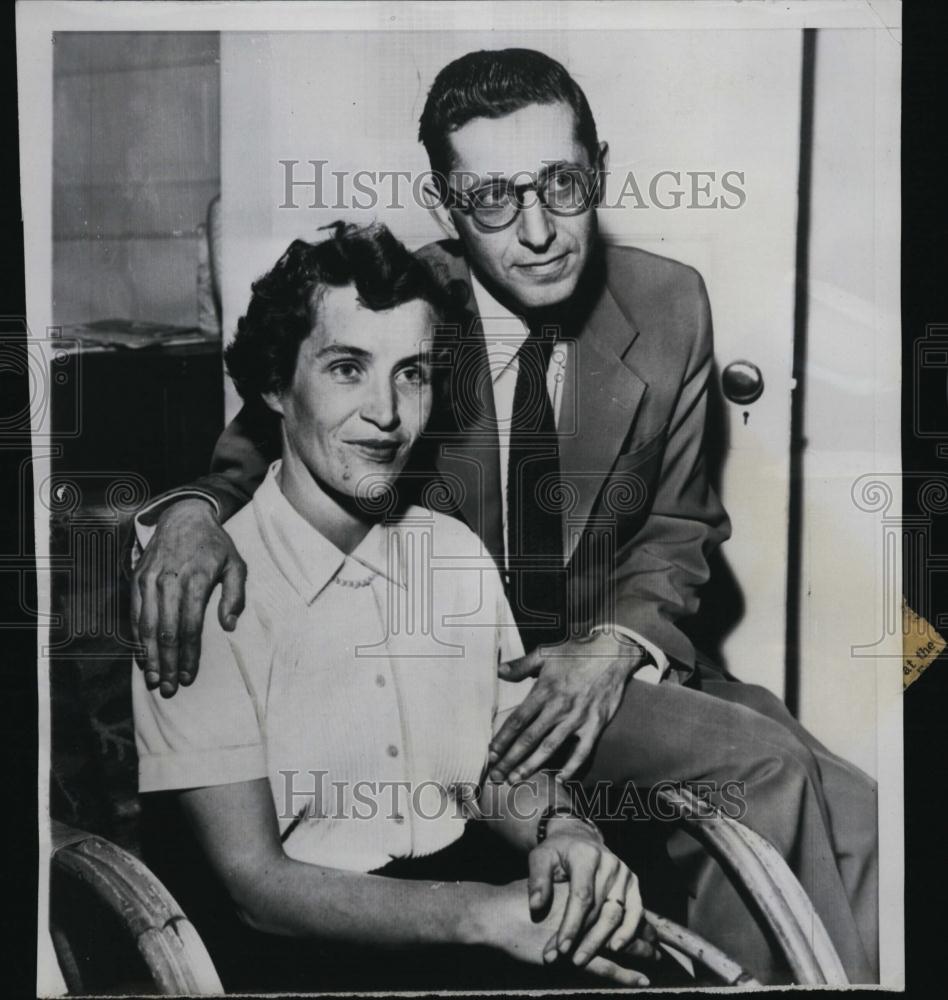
[375,675,387,687]
[387,744,399,758]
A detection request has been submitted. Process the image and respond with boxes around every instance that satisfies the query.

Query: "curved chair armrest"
[50,824,223,995]
[643,910,761,987]
[654,785,849,986]
[722,808,849,983]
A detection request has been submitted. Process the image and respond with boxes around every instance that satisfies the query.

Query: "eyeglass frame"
[442,163,603,232]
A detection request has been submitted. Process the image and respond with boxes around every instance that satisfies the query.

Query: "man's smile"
[514,251,571,279]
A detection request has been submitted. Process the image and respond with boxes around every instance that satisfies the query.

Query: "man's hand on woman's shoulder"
[131,498,247,697]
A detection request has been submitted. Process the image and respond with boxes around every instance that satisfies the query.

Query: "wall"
[52,32,219,327]
[800,29,902,776]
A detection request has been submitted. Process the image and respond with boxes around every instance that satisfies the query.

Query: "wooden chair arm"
[50,825,223,995]
[643,909,761,986]
[654,785,849,986]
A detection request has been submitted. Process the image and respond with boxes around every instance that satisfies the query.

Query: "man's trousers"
[582,666,879,984]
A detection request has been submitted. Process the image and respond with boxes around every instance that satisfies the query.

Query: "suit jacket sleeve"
[610,274,731,680]
[138,401,281,527]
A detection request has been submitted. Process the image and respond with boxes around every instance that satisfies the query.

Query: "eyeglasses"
[445,166,601,231]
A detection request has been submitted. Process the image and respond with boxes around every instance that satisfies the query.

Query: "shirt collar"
[252,461,405,605]
[469,272,529,385]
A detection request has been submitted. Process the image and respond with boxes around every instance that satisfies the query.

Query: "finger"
[572,857,625,962]
[583,956,650,988]
[177,573,210,687]
[130,565,144,666]
[508,717,580,783]
[558,719,601,781]
[218,554,247,631]
[497,647,543,681]
[527,847,556,918]
[488,696,545,779]
[555,847,600,954]
[499,702,572,782]
[156,571,183,698]
[607,873,644,954]
[594,853,625,918]
[572,898,626,966]
[136,571,160,689]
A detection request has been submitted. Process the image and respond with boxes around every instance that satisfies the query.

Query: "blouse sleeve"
[132,586,267,793]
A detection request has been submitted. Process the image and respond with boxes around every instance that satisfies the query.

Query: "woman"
[133,222,657,990]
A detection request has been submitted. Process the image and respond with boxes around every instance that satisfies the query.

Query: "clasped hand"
[485,819,657,986]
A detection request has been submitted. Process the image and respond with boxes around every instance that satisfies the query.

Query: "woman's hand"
[527,817,656,967]
[467,817,658,986]
[471,877,653,987]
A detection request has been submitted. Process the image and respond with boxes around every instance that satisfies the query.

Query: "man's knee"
[748,740,821,797]
[724,717,826,828]
[705,686,825,790]
[721,681,795,724]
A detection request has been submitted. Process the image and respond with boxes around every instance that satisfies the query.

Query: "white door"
[220,29,802,697]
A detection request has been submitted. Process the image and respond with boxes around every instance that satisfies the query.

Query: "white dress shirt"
[469,274,669,682]
[134,461,529,873]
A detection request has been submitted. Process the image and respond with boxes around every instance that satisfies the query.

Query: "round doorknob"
[722,360,764,405]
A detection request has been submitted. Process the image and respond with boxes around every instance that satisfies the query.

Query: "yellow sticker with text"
[903,600,946,690]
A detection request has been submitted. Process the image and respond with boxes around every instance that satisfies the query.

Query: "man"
[131,48,878,983]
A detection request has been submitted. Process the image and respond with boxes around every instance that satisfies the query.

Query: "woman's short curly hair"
[225,221,456,403]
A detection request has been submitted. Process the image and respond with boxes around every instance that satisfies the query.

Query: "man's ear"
[421,179,459,240]
[261,391,285,417]
[596,141,610,205]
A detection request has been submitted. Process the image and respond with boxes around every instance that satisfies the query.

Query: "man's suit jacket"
[192,239,731,678]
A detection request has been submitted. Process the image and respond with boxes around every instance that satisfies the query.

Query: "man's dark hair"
[226,221,454,403]
[418,48,599,184]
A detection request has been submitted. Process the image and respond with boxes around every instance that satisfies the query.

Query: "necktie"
[505,323,568,651]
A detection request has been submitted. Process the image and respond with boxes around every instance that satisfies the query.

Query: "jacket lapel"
[421,244,505,562]
[558,280,647,561]
[420,241,647,566]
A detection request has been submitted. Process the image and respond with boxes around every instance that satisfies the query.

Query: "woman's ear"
[421,179,459,240]
[261,391,285,417]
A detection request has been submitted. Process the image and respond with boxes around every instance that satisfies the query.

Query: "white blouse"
[134,462,528,872]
